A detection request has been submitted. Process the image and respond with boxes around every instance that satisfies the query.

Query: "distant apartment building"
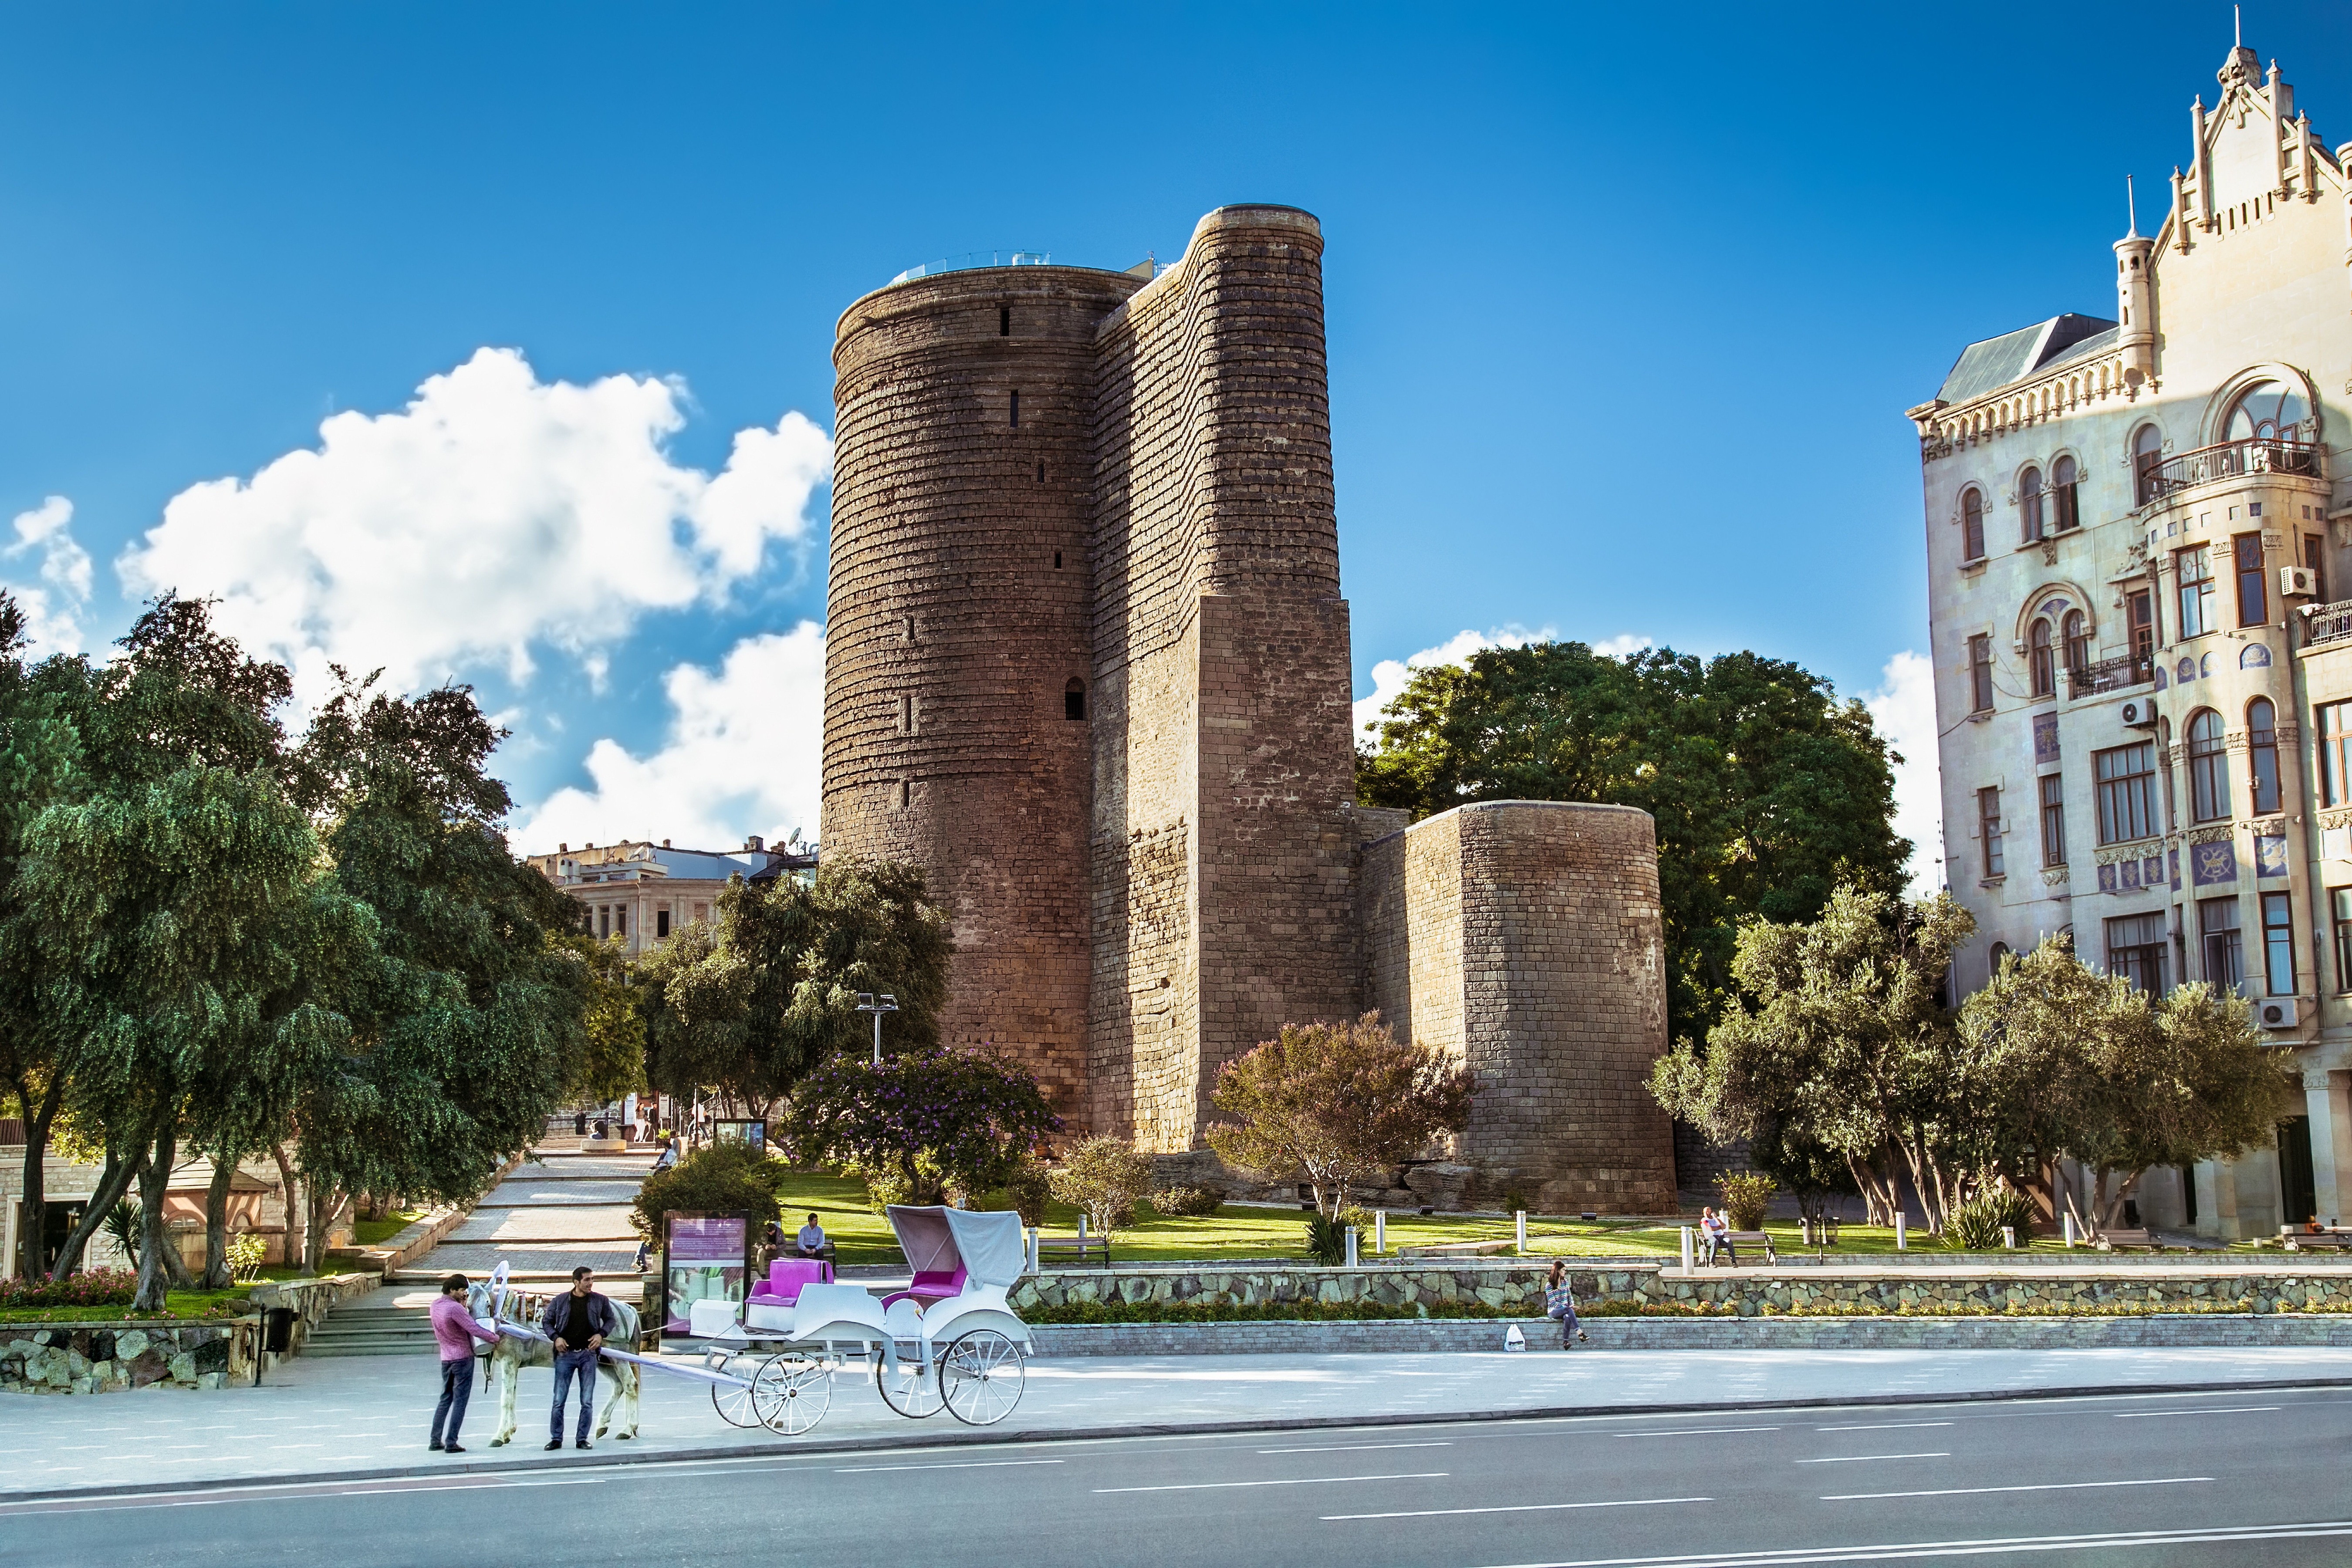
[1912,37,2352,1238]
[522,837,817,956]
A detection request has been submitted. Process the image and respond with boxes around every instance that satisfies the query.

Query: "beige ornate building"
[522,837,815,956]
[1914,37,2352,1238]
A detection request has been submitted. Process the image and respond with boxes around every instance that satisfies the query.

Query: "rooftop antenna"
[2234,3,2241,47]
[2126,173,2139,238]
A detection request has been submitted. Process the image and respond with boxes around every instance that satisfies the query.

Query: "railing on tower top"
[2301,598,2352,651]
[889,250,1052,286]
[2067,652,2156,698]
[2137,436,2322,506]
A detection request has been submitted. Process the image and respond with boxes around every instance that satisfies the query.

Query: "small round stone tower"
[824,259,1145,1112]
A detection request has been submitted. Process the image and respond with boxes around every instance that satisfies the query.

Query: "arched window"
[2134,423,2166,504]
[2051,454,2081,531]
[2226,380,2311,443]
[2188,708,2230,822]
[1989,942,2012,979]
[2028,619,2055,698]
[2063,609,2090,675]
[2248,697,2281,815]
[1064,677,1087,721]
[1961,489,1986,561]
[2020,467,2044,542]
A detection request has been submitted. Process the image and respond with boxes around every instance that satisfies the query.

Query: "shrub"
[1049,1138,1154,1236]
[0,1268,137,1310]
[998,1158,1051,1226]
[778,1044,1060,1207]
[1943,1186,2038,1250]
[1152,1185,1223,1218]
[1027,1296,1511,1325]
[1304,1213,1348,1265]
[630,1143,788,1241]
[225,1232,268,1284]
[1718,1172,1777,1231]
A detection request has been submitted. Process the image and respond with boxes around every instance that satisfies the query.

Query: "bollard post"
[2001,1226,2017,1251]
[1680,1226,1696,1271]
[1515,1210,1527,1254]
[2063,1213,2078,1247]
[1374,1210,1386,1255]
[1895,1213,1907,1250]
[1026,1227,1040,1274]
[1345,1226,1359,1268]
[1078,1213,1088,1242]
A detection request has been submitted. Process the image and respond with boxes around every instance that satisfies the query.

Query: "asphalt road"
[8,1385,2351,1566]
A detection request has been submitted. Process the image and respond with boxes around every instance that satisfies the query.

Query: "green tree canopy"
[1357,641,1909,1040]
[778,1044,1058,1207]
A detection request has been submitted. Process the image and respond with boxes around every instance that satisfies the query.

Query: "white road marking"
[1615,1426,1781,1437]
[1095,1471,1447,1494]
[1325,1495,1709,1521]
[1793,1454,1948,1465]
[834,1460,1065,1473]
[1814,1423,1952,1433]
[1257,1442,1454,1453]
[1463,1517,2352,1566]
[1821,1475,2212,1502]
[2111,1405,2280,1418]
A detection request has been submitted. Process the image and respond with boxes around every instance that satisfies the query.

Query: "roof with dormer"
[1934,314,2119,405]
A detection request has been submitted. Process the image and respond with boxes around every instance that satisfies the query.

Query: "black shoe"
[429,1442,444,1451]
[576,1440,591,1450]
[544,1440,563,1451]
[444,1444,466,1454]
[1578,1331,1589,1342]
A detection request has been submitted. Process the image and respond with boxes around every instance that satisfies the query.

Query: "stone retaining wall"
[1011,1264,1555,1316]
[3,1320,256,1394]
[1622,1267,2352,1317]
[250,1271,377,1363]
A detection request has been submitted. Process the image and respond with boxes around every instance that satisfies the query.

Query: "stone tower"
[823,205,1680,1213]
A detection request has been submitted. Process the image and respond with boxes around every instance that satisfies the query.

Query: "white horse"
[467,1278,642,1447]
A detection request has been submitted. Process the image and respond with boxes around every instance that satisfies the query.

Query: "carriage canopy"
[885,1205,1027,1288]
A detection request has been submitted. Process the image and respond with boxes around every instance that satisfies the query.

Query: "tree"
[1048,1137,1154,1237]
[630,1142,788,1243]
[639,855,953,1116]
[1357,641,1909,1042]
[1203,1012,1475,1220]
[1957,938,2296,1230]
[777,1045,1059,1207]
[1648,884,1976,1230]
[565,933,645,1109]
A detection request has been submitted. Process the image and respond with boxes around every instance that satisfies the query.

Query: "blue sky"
[1,3,2345,867]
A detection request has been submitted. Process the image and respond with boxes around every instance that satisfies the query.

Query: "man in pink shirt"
[429,1273,500,1452]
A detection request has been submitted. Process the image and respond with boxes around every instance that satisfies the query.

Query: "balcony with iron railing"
[2067,652,2156,699]
[2137,436,2322,506]
[2301,598,2352,651]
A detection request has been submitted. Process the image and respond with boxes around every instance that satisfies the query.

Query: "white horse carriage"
[478,1205,1032,1440]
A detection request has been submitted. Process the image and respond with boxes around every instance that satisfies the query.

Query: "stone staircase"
[301,1292,437,1358]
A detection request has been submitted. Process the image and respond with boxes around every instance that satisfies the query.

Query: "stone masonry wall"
[3,1320,254,1394]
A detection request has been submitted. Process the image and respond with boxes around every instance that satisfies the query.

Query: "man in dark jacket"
[541,1266,615,1450]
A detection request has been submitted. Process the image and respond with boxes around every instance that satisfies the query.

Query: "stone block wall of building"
[1358,801,1680,1213]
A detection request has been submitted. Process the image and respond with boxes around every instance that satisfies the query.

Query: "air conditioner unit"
[2119,698,2159,729]
[2281,565,2319,600]
[2259,997,2300,1029]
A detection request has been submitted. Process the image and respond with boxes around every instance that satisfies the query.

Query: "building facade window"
[2186,708,2230,822]
[2038,774,2066,866]
[2129,589,2155,660]
[1969,634,1995,712]
[1978,786,2004,879]
[2020,466,2044,542]
[2176,545,2216,636]
[2105,911,2166,994]
[2063,608,2090,674]
[2235,533,2269,627]
[597,906,610,939]
[1064,678,1087,720]
[2200,896,2243,992]
[2322,701,2352,807]
[1962,489,1986,562]
[2225,379,2310,443]
[656,908,671,940]
[2028,619,2055,697]
[2133,422,2165,504]
[2094,740,2159,844]
[2262,891,2296,996]
[2332,889,2352,992]
[2306,533,2328,603]
[2051,453,2081,531]
[2248,697,2281,815]
[1989,941,2012,977]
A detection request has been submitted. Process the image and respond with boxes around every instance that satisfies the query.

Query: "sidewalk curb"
[7,1373,2350,1506]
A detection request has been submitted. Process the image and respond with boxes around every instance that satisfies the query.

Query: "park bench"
[1700,1230,1777,1266]
[2094,1228,2159,1250]
[1036,1234,1111,1269]
[2281,1227,2352,1251]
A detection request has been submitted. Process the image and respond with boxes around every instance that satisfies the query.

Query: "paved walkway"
[396,1139,655,1284]
[7,1343,2352,1497]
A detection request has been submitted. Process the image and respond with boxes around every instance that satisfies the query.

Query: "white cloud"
[1591,632,1654,659]
[510,623,825,855]
[2,496,93,654]
[116,347,832,707]
[1864,649,1943,896]
[1353,623,1592,739]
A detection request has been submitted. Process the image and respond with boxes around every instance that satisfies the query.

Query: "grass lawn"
[351,1208,426,1247]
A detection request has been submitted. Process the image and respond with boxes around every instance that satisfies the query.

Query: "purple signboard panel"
[663,1213,748,1335]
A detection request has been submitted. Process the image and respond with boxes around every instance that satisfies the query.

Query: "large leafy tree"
[778,1045,1058,1207]
[1358,641,1909,1041]
[639,855,953,1117]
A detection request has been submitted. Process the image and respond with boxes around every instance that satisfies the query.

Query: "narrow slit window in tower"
[1065,678,1086,721]
[1010,390,1020,428]
[999,306,1010,336]
[1054,551,1062,569]
[1036,461,1044,483]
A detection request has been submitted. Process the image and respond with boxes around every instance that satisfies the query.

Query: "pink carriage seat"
[880,1264,966,1312]
[749,1257,831,1306]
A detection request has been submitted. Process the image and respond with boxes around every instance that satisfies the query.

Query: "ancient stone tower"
[825,205,1679,1213]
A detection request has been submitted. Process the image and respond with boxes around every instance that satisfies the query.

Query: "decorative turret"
[2115,179,2155,386]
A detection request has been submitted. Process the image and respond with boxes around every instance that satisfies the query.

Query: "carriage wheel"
[872,1341,944,1419]
[709,1356,762,1429]
[750,1354,831,1436]
[941,1330,1025,1427]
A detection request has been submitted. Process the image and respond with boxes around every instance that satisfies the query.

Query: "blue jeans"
[431,1356,473,1446]
[551,1348,599,1443]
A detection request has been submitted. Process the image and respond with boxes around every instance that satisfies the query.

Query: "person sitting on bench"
[1698,1206,1736,1265]
[790,1212,837,1264]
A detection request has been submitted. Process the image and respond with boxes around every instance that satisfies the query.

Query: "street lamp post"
[855,992,899,1066]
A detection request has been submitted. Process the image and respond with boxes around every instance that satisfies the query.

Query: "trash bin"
[262,1306,297,1354]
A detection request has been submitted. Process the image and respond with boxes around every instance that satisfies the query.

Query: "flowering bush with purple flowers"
[781,1046,1060,1207]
